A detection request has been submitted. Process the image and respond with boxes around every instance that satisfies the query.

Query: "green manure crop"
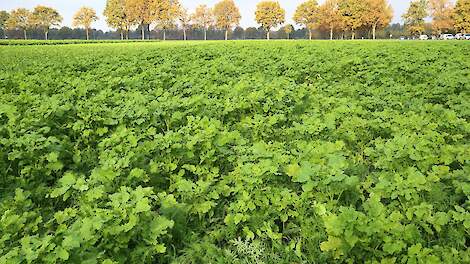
[0,41,469,263]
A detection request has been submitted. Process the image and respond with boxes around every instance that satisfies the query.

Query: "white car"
[440,34,455,40]
[419,35,429,40]
[463,34,470,40]
[455,33,463,40]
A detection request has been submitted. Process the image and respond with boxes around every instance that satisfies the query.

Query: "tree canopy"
[73,7,99,40]
[192,5,214,40]
[317,0,343,40]
[364,0,393,39]
[30,5,62,40]
[338,0,369,39]
[213,0,241,40]
[283,24,294,39]
[255,1,286,40]
[293,0,320,40]
[5,8,32,40]
[5,0,470,40]
[403,0,428,36]
[454,0,470,33]
[104,0,132,40]
[125,0,153,39]
[429,0,455,34]
[178,7,191,41]
[152,0,182,40]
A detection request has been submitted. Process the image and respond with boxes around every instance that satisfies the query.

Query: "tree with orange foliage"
[293,0,320,40]
[5,8,31,40]
[125,0,153,40]
[152,0,182,41]
[403,0,428,36]
[317,0,343,40]
[213,0,241,40]
[192,5,214,41]
[429,0,455,34]
[178,7,191,41]
[73,7,98,40]
[255,1,285,40]
[30,5,62,40]
[338,0,368,39]
[364,0,393,39]
[454,0,470,33]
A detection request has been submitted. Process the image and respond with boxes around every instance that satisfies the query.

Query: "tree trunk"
[225,29,228,40]
[120,30,124,40]
[308,29,312,40]
[163,29,166,41]
[183,28,187,40]
[45,30,48,40]
[267,30,270,40]
[204,29,207,40]
[330,27,333,40]
[126,30,129,40]
[351,31,355,40]
[372,23,377,40]
[23,29,27,40]
[86,28,89,40]
[147,24,150,40]
[287,33,289,39]
[141,24,145,40]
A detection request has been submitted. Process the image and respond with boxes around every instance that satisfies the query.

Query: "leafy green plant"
[0,40,469,263]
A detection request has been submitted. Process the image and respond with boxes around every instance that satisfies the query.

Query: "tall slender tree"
[73,7,98,40]
[0,11,9,39]
[104,0,132,40]
[255,1,285,40]
[30,5,62,40]
[403,0,428,36]
[364,0,393,39]
[152,0,181,41]
[192,5,214,40]
[429,0,455,34]
[213,0,241,40]
[454,0,470,33]
[178,7,191,41]
[338,0,368,39]
[318,0,343,40]
[293,0,319,40]
[5,8,31,40]
[284,24,294,39]
[126,0,153,40]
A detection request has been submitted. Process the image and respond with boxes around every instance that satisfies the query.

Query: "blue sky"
[1,0,411,30]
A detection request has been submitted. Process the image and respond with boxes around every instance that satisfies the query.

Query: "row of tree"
[101,0,394,40]
[101,0,240,41]
[102,0,470,40]
[1,23,412,41]
[0,6,62,40]
[0,6,98,40]
[403,0,470,36]
[1,0,470,41]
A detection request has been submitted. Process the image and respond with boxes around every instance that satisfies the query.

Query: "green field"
[0,41,469,263]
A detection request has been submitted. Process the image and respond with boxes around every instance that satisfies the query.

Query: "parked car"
[419,35,429,40]
[455,33,463,40]
[440,34,455,40]
[463,34,470,40]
